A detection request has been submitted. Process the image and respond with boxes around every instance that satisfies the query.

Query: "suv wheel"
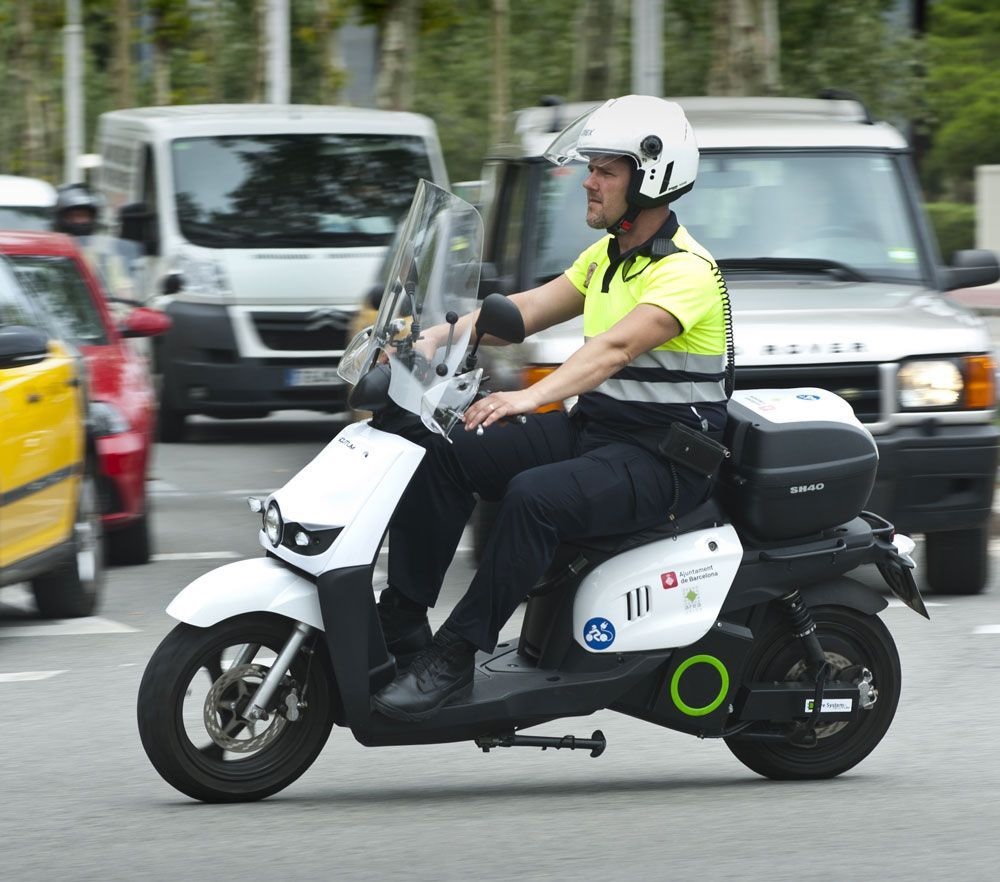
[924,526,989,595]
[31,465,105,617]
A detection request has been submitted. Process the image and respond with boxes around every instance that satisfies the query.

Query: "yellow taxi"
[0,255,102,617]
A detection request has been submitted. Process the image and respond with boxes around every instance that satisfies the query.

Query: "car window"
[0,258,51,330]
[0,206,53,231]
[8,256,108,345]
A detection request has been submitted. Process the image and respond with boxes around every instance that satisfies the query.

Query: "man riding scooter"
[373,95,734,721]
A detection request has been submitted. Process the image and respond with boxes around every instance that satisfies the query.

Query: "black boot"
[371,626,476,722]
[376,587,432,667]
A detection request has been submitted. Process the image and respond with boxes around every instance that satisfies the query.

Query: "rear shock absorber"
[781,590,829,675]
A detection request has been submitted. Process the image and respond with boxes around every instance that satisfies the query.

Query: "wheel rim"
[176,635,320,777]
[748,615,897,763]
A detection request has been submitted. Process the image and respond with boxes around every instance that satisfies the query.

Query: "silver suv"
[476,95,1000,594]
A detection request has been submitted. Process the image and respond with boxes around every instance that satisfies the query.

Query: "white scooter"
[137,181,927,803]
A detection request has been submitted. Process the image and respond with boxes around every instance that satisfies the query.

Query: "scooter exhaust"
[475,730,607,758]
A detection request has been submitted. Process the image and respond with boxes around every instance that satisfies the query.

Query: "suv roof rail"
[817,88,874,124]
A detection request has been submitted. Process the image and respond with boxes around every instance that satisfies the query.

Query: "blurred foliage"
[926,202,976,260]
[923,0,1000,201]
[0,0,993,207]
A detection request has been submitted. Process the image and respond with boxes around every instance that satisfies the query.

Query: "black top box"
[719,389,878,541]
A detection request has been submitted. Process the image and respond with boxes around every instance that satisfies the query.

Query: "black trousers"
[387,410,711,652]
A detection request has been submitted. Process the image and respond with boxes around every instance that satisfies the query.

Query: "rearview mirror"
[475,292,525,344]
[119,306,172,339]
[944,249,1000,291]
[0,325,49,368]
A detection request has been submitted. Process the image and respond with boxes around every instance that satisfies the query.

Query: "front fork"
[241,622,314,722]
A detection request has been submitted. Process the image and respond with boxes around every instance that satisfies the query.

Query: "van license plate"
[286,368,342,388]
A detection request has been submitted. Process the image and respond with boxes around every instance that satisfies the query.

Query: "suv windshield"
[535,151,923,283]
[171,134,434,249]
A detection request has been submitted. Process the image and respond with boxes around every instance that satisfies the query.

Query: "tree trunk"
[707,0,780,96]
[16,0,45,178]
[152,40,171,105]
[375,0,419,110]
[316,0,346,105]
[253,0,267,102]
[572,0,624,101]
[209,0,223,101]
[115,0,134,107]
[490,0,510,144]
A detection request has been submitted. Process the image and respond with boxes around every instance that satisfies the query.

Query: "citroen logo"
[305,308,349,332]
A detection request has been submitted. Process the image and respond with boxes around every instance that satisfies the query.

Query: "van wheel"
[106,512,152,566]
[924,527,989,595]
[32,466,105,618]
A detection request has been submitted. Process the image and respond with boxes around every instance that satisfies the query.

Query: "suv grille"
[252,311,351,352]
[736,363,882,423]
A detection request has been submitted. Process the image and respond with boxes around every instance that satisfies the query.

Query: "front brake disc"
[203,663,288,753]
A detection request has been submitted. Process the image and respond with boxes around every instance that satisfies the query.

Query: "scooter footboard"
[166,557,324,630]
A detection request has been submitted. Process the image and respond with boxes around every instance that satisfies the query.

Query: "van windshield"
[535,151,925,284]
[171,134,434,249]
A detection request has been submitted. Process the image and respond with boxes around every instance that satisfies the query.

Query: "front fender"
[166,557,324,630]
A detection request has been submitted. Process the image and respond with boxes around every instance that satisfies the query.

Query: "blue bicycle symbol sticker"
[583,617,616,650]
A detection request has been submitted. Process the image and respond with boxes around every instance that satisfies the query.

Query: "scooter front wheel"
[725,606,901,780]
[137,613,335,802]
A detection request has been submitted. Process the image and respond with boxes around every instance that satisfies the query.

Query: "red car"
[0,231,170,565]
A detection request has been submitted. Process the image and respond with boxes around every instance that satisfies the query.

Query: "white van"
[0,175,57,230]
[94,104,448,441]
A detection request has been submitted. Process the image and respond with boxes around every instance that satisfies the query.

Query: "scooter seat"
[570,496,727,557]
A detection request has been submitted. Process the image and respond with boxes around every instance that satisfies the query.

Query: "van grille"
[735,363,882,423]
[625,585,652,622]
[252,311,351,352]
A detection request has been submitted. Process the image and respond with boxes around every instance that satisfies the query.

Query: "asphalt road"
[2,412,999,881]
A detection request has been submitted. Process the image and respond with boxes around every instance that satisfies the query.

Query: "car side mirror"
[119,202,159,257]
[0,325,49,369]
[161,272,183,296]
[944,249,1000,291]
[118,306,172,339]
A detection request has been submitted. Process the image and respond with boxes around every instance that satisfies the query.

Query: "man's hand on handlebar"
[463,389,540,432]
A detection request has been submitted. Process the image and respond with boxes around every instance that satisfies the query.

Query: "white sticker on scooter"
[583,617,616,649]
[805,698,854,713]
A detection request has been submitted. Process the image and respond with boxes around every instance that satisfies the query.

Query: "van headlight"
[264,502,283,547]
[898,357,996,410]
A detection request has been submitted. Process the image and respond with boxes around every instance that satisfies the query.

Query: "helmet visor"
[543,108,633,169]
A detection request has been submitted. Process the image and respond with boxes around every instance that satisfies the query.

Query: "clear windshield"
[338,180,484,435]
[535,151,924,283]
[170,134,434,249]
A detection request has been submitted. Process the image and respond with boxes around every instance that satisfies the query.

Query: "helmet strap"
[607,204,642,236]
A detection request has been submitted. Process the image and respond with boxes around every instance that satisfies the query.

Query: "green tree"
[923,0,1000,200]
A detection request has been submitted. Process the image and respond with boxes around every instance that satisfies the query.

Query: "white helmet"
[544,95,699,208]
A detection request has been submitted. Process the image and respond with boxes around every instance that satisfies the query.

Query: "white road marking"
[149,481,276,499]
[151,551,243,561]
[0,617,139,637]
[886,599,947,608]
[973,625,1000,634]
[0,671,66,683]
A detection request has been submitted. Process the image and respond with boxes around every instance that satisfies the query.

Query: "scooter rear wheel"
[725,606,901,780]
[137,613,335,802]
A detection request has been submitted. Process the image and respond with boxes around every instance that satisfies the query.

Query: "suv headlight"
[90,401,129,436]
[264,502,283,547]
[897,356,996,410]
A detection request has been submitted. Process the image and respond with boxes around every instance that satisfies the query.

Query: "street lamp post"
[64,0,84,183]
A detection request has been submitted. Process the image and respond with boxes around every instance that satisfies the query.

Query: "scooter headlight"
[264,502,283,547]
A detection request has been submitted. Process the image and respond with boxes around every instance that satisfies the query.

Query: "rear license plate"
[286,368,342,388]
